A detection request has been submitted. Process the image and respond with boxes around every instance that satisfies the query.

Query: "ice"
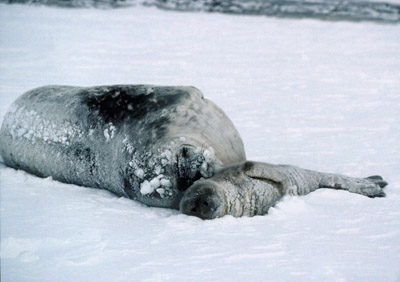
[149,176,161,189]
[134,168,145,178]
[140,175,170,195]
[140,180,153,194]
[160,178,171,187]
[103,123,116,141]
[1,4,400,282]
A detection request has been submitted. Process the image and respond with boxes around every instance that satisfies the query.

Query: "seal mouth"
[179,181,222,220]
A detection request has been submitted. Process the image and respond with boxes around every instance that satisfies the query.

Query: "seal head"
[179,179,226,219]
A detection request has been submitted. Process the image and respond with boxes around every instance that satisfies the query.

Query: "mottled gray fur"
[180,161,388,219]
[0,85,246,209]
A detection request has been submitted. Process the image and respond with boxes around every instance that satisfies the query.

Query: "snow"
[5,105,84,145]
[140,175,172,196]
[140,180,153,194]
[1,4,400,282]
[135,168,145,178]
[103,123,116,141]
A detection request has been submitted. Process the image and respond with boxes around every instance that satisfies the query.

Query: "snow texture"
[1,4,400,282]
[5,104,84,145]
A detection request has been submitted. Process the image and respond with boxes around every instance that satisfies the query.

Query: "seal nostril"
[203,201,209,207]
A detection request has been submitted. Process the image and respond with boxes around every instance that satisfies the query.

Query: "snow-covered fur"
[0,85,246,208]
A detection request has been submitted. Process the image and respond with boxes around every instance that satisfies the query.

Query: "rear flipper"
[316,172,388,198]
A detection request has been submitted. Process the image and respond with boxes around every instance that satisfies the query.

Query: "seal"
[180,161,388,219]
[0,85,246,208]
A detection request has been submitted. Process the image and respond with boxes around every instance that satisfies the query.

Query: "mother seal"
[0,85,246,208]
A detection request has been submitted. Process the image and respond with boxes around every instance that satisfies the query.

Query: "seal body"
[0,85,246,208]
[180,161,388,219]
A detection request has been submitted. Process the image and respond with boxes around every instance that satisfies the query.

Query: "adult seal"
[0,85,246,208]
[180,161,388,219]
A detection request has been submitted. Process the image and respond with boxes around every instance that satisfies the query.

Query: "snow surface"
[1,4,400,282]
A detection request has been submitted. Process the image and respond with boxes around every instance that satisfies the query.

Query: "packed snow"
[1,4,400,282]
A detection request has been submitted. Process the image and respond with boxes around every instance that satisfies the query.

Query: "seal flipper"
[366,175,388,188]
[243,161,320,195]
[315,172,387,198]
[243,161,285,183]
[243,161,288,194]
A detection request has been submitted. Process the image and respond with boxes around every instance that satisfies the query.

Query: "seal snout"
[179,183,222,220]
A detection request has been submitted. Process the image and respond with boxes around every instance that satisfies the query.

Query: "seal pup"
[180,161,388,219]
[0,85,246,209]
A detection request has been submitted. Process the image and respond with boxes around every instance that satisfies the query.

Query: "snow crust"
[140,175,171,196]
[103,123,116,141]
[1,4,400,282]
[4,104,84,145]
